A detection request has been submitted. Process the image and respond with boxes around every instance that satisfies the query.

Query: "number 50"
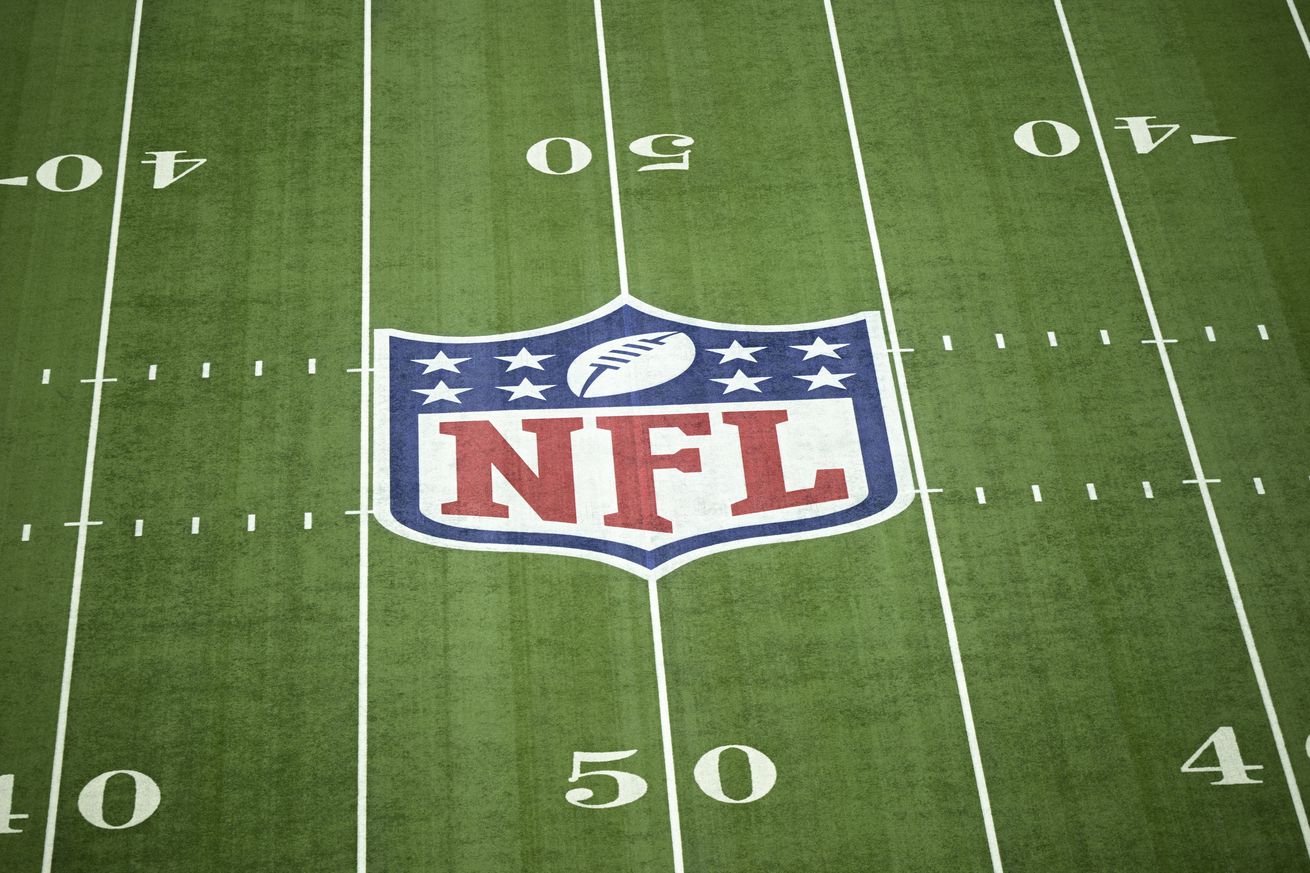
[565,745,776,809]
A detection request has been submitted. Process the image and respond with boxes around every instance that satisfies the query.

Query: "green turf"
[3,0,1309,871]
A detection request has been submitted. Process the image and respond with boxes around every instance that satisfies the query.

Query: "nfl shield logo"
[373,298,913,576]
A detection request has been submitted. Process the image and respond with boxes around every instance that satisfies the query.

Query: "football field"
[3,0,1310,870]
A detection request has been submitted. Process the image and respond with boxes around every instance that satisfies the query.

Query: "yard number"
[1014,116,1230,157]
[566,744,775,809]
[527,134,695,175]
[0,770,161,834]
[0,151,205,191]
[142,150,207,188]
[1181,726,1263,785]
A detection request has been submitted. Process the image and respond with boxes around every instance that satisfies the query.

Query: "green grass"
[2,0,1310,871]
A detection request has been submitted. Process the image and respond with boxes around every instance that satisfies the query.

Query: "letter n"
[439,418,584,523]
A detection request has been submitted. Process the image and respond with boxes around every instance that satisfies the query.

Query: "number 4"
[1182,726,1263,785]
[142,150,206,189]
[0,774,30,834]
[1113,116,1181,154]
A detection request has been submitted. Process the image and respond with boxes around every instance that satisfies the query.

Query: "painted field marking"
[147,364,157,380]
[358,2,373,872]
[42,2,145,870]
[1086,483,1098,501]
[201,361,211,379]
[1053,0,1310,856]
[246,514,256,532]
[79,377,117,384]
[254,360,264,377]
[304,512,314,530]
[308,357,317,375]
[1099,329,1111,345]
[1254,478,1266,496]
[133,519,143,537]
[1258,324,1270,341]
[976,487,987,505]
[190,516,200,535]
[942,334,954,350]
[1031,484,1043,503]
[994,332,1006,349]
[21,524,32,542]
[1290,0,1310,62]
[1047,330,1059,347]
[1205,325,1216,342]
[41,369,51,384]
[592,1,682,869]
[1142,481,1155,499]
[0,175,30,186]
[825,2,1002,869]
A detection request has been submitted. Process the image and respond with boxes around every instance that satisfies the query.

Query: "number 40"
[566,744,776,808]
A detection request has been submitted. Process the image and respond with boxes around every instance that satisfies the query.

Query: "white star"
[495,347,554,371]
[412,351,469,374]
[795,366,855,391]
[496,377,555,401]
[412,381,471,404]
[790,336,849,360]
[707,339,766,364]
[711,369,771,394]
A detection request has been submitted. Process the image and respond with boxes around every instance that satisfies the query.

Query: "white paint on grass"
[825,2,1002,868]
[1254,477,1266,496]
[1031,484,1043,503]
[994,332,1006,349]
[1290,0,1310,63]
[190,516,200,535]
[21,524,31,542]
[134,519,143,537]
[975,487,987,505]
[41,369,51,385]
[593,0,629,301]
[942,334,953,351]
[304,512,314,530]
[254,360,264,377]
[1053,0,1310,855]
[308,357,317,375]
[1258,324,1270,341]
[1047,330,1058,347]
[1205,325,1216,343]
[42,3,144,870]
[1099,329,1111,345]
[147,364,157,380]
[246,514,256,532]
[358,4,373,873]
[1086,483,1098,501]
[1143,481,1154,499]
[201,361,210,379]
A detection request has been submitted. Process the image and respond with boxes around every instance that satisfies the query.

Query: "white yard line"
[592,2,683,869]
[1290,0,1310,62]
[358,1,373,871]
[41,2,144,871]
[823,2,1003,869]
[593,0,630,300]
[1052,0,1310,857]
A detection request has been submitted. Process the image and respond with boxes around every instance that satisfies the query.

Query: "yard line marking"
[1086,483,1098,501]
[1289,0,1310,62]
[1053,0,1310,856]
[21,524,31,542]
[975,487,988,505]
[304,512,314,530]
[1141,337,1177,346]
[246,514,257,532]
[1258,323,1270,341]
[593,1,682,868]
[1205,325,1216,342]
[41,369,51,384]
[62,521,103,528]
[942,334,954,351]
[147,363,157,380]
[79,377,117,384]
[825,2,1002,868]
[994,332,1006,349]
[1047,330,1059,347]
[254,360,264,377]
[42,2,145,870]
[1183,477,1222,486]
[1254,477,1266,495]
[593,0,629,300]
[201,361,211,379]
[358,2,373,871]
[308,357,317,375]
[133,519,143,538]
[1099,329,1110,345]
[1031,484,1043,503]
[1142,480,1154,499]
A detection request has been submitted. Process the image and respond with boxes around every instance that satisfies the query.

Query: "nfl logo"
[373,298,913,577]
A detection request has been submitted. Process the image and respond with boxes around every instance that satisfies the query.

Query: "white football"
[567,331,696,398]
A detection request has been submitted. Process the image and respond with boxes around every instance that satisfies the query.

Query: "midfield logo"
[373,298,913,576]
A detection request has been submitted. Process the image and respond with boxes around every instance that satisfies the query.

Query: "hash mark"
[1254,477,1266,495]
[201,362,211,379]
[148,364,158,381]
[995,333,1006,349]
[1143,481,1154,499]
[304,512,314,530]
[134,519,143,537]
[191,516,200,534]
[1031,484,1043,503]
[1086,483,1098,501]
[308,358,317,375]
[21,524,31,542]
[1205,326,1216,342]
[1258,324,1270,341]
[246,513,256,532]
[975,487,987,505]
[1099,329,1111,345]
[1047,331,1058,347]
[41,369,51,385]
[942,335,953,351]
[254,360,264,377]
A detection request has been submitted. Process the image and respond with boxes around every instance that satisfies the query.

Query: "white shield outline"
[372,296,914,579]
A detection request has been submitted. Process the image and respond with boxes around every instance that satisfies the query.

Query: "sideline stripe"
[41,2,145,870]
[823,2,1004,869]
[592,3,683,870]
[358,1,372,871]
[1290,0,1310,62]
[593,0,630,300]
[1052,0,1310,857]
